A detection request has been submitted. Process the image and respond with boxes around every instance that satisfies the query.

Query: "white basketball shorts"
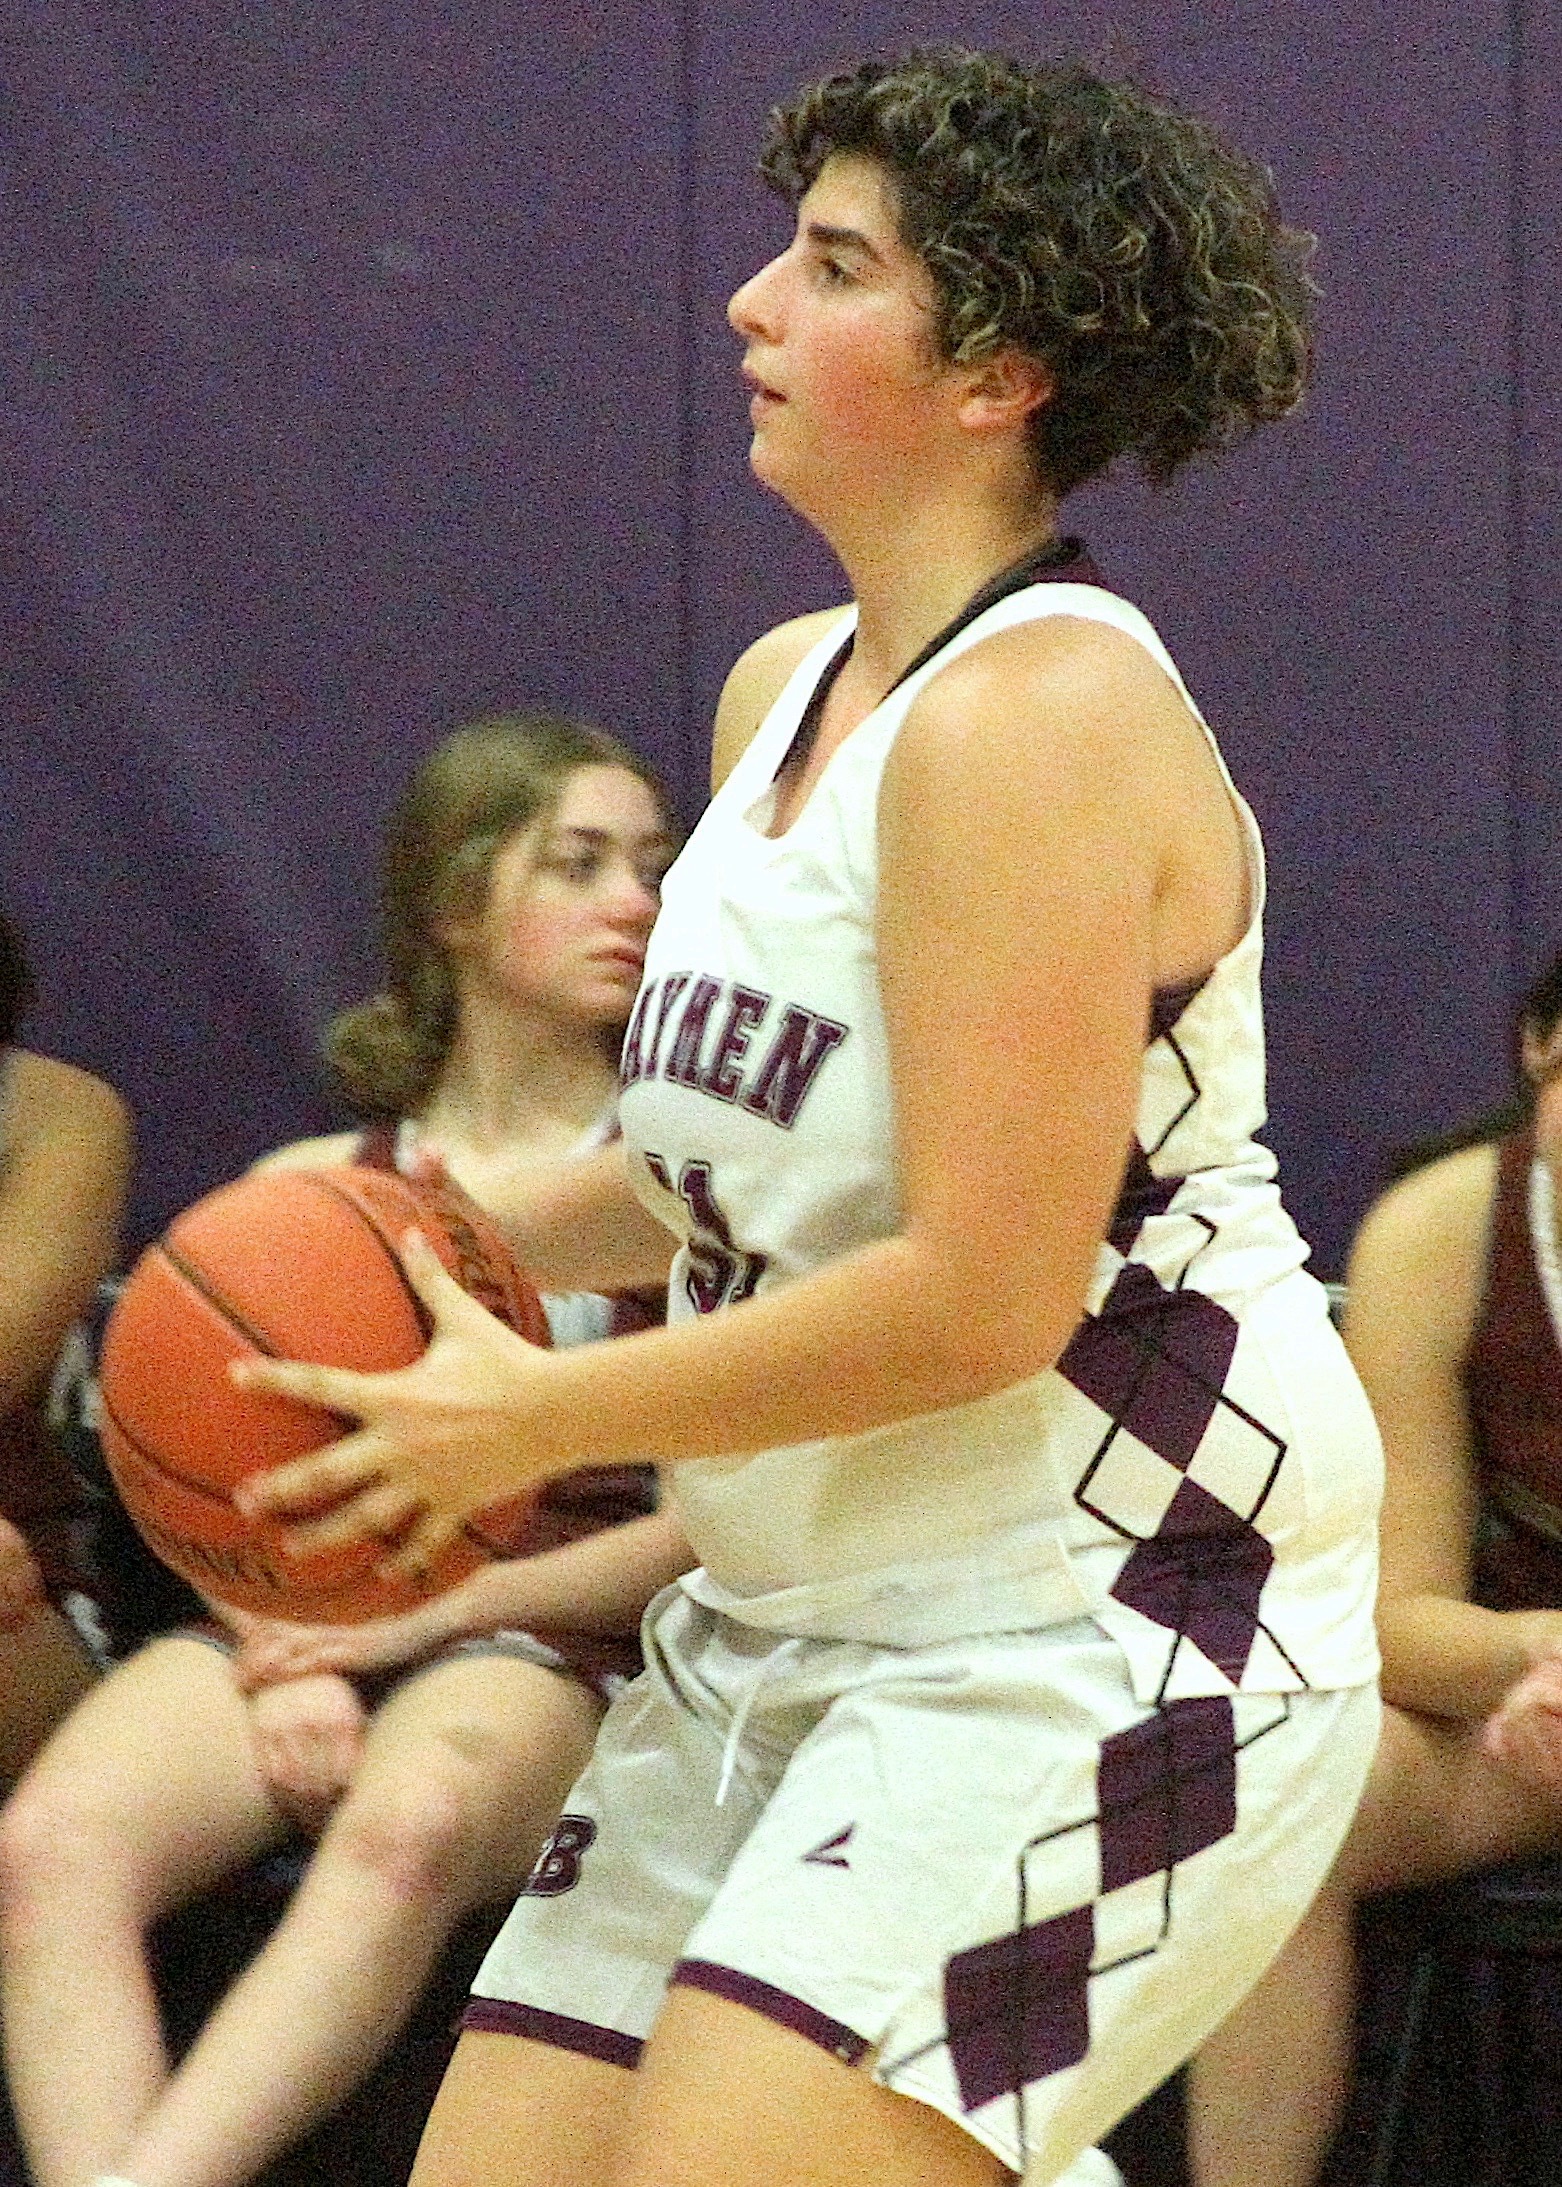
[466,1583,1378,2181]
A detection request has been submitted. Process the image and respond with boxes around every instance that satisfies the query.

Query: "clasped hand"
[232,1230,553,1575]
[1483,1634,1562,1801]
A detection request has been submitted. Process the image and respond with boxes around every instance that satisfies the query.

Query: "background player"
[0,718,691,2187]
[239,51,1384,2187]
[0,907,129,1778]
[1190,947,1562,2187]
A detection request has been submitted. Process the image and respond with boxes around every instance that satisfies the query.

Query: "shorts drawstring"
[715,1636,806,1808]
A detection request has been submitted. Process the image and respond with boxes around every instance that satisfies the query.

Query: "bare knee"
[0,1768,136,1930]
[322,1754,486,1907]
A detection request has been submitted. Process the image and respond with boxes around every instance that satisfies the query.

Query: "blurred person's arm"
[1347,1142,1562,1721]
[0,1052,131,1413]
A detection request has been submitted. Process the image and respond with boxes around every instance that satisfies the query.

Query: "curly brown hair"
[760,48,1315,494]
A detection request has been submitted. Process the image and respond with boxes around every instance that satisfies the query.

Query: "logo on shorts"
[522,1814,597,1897]
[802,1824,855,1870]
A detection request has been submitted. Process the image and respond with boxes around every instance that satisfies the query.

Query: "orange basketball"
[97,1165,551,1623]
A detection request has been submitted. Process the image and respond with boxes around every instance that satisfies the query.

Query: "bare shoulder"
[710,608,850,792]
[903,614,1198,776]
[1345,1141,1499,1348]
[252,1130,362,1173]
[5,1050,131,1153]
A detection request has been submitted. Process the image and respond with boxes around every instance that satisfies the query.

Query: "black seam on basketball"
[97,1388,237,1506]
[97,1392,426,1608]
[305,1174,435,1344]
[158,1242,282,1357]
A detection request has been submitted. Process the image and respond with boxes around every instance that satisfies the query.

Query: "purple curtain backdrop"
[1,0,1554,1274]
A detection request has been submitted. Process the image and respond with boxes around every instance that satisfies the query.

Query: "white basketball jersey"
[618,575,1381,1702]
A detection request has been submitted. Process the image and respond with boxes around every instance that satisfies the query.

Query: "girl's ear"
[956,347,1054,435]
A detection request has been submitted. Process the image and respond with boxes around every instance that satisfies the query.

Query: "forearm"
[508,1227,1081,1481]
[1378,1594,1562,1720]
[490,1144,678,1294]
[425,1507,693,1640]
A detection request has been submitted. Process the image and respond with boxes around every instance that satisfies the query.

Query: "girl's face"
[726,153,957,513]
[449,765,672,1033]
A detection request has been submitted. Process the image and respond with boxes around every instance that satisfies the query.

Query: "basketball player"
[0,908,128,1773]
[0,724,692,2187]
[1190,949,1562,2187]
[239,51,1384,2187]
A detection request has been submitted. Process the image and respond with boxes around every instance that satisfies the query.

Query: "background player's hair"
[0,912,36,1048]
[1385,943,1562,1182]
[760,46,1315,495]
[326,714,672,1119]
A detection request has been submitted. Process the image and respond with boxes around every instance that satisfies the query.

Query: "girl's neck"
[821,473,1060,701]
[415,1001,619,1161]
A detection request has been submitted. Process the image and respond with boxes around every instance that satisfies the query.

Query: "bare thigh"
[412,1990,1011,2187]
[5,1633,287,1912]
[329,1653,603,1902]
[1342,1702,1562,1898]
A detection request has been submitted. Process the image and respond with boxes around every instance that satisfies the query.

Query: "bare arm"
[1345,1143,1562,1719]
[237,617,1211,1562]
[0,1053,131,1413]
[708,609,849,790]
[231,1505,694,1687]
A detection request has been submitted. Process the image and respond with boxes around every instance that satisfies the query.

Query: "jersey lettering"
[740,1005,849,1128]
[621,971,847,1130]
[522,1814,598,1897]
[701,984,768,1102]
[666,975,723,1087]
[643,1151,768,1312]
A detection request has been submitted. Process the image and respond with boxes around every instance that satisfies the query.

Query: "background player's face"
[449,765,670,1032]
[727,153,958,513]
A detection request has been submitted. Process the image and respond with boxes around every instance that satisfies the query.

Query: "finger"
[236,1436,388,1520]
[278,1481,426,1561]
[378,1506,464,1582]
[235,1646,309,1692]
[399,1228,489,1322]
[230,1354,383,1417]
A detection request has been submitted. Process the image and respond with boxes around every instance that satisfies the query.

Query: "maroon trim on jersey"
[1465,1123,1562,1609]
[670,1959,870,2067]
[776,534,1110,786]
[459,1997,643,2069]
[353,1119,399,1171]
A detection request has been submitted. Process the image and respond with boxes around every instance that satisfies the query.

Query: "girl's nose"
[728,251,783,339]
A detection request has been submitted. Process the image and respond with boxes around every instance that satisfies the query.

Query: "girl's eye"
[542,852,601,885]
[816,254,852,287]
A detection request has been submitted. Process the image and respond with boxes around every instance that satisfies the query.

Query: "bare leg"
[113,1654,600,2187]
[0,1637,287,2187]
[411,2032,633,2187]
[0,1602,96,1787]
[412,1987,1010,2187]
[1188,1704,1562,2187]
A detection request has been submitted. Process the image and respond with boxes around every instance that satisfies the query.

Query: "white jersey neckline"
[730,578,1265,982]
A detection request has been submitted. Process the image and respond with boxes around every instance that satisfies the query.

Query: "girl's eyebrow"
[547,826,676,850]
[804,220,887,266]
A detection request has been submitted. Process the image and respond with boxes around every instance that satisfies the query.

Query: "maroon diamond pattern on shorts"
[1059,1266,1239,1474]
[1110,1479,1275,1683]
[942,1904,1095,2112]
[1095,1697,1238,1892]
